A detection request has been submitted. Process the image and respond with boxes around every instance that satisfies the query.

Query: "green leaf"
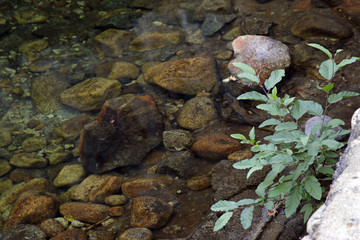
[232,62,256,75]
[257,103,288,116]
[233,158,257,169]
[211,201,239,212]
[249,127,256,140]
[317,83,334,93]
[300,203,313,223]
[230,133,247,141]
[237,199,256,206]
[237,72,260,84]
[275,122,298,131]
[241,206,254,229]
[282,94,296,106]
[303,175,322,200]
[337,56,360,70]
[258,143,277,152]
[308,140,320,156]
[318,166,334,175]
[321,139,344,150]
[328,91,359,104]
[264,201,274,210]
[264,69,285,90]
[308,43,332,58]
[319,59,335,81]
[268,182,292,198]
[335,49,343,56]
[300,136,310,146]
[214,212,233,231]
[237,91,268,102]
[264,130,305,144]
[259,118,281,128]
[247,165,264,178]
[324,119,345,128]
[285,185,303,217]
[290,100,323,119]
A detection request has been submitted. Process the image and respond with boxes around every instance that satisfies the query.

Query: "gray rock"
[201,13,236,36]
[163,129,193,151]
[302,115,343,138]
[156,150,196,178]
[1,224,46,240]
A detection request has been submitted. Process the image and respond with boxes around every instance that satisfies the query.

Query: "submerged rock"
[93,29,134,57]
[201,13,236,36]
[59,202,110,224]
[118,227,153,240]
[1,224,47,240]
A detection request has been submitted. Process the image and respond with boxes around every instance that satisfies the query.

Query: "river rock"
[93,29,135,57]
[128,0,157,9]
[0,178,13,195]
[3,191,58,230]
[130,196,173,229]
[200,0,232,11]
[121,176,173,197]
[18,39,49,53]
[60,202,110,224]
[201,13,236,36]
[177,96,218,131]
[0,127,12,147]
[228,35,290,85]
[129,28,184,52]
[39,218,65,238]
[70,174,123,203]
[31,72,69,114]
[186,175,211,191]
[53,164,85,188]
[211,160,270,201]
[0,159,11,176]
[79,94,164,173]
[108,61,140,80]
[50,228,87,240]
[14,8,49,24]
[162,129,193,151]
[117,227,153,240]
[60,77,121,111]
[192,133,242,161]
[1,224,47,240]
[291,13,353,40]
[21,136,47,152]
[96,9,132,29]
[10,153,48,168]
[144,56,218,95]
[104,195,127,206]
[156,150,197,178]
[52,113,90,140]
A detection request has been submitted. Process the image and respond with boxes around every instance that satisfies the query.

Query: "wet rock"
[117,227,153,240]
[222,26,242,40]
[40,218,65,238]
[1,224,46,240]
[201,13,236,36]
[14,8,49,24]
[0,178,13,195]
[211,160,270,201]
[9,168,46,183]
[70,174,123,203]
[108,61,140,80]
[130,196,173,229]
[156,150,197,178]
[291,13,353,40]
[127,0,157,9]
[10,153,48,168]
[0,178,48,210]
[18,39,49,53]
[59,202,110,224]
[227,149,253,161]
[50,228,87,240]
[52,113,91,140]
[96,9,132,29]
[4,191,58,230]
[47,151,71,166]
[144,56,218,95]
[228,35,290,85]
[109,206,124,217]
[129,28,184,52]
[162,129,193,151]
[121,176,173,197]
[192,133,242,160]
[177,96,218,131]
[93,29,134,57]
[215,50,233,60]
[186,176,211,191]
[60,77,121,111]
[104,195,128,206]
[53,164,85,188]
[28,59,53,72]
[31,72,69,114]
[200,0,232,11]
[21,136,47,152]
[0,159,11,176]
[87,230,115,240]
[185,29,205,45]
[0,128,12,147]
[79,94,164,173]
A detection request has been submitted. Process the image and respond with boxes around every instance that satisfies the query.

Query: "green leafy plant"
[212,43,360,231]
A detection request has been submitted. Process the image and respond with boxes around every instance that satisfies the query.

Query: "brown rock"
[40,218,65,238]
[93,29,134,57]
[117,227,153,240]
[162,129,193,152]
[108,61,140,80]
[104,195,127,206]
[10,153,48,168]
[191,133,242,160]
[129,28,184,52]
[59,202,110,224]
[52,113,91,140]
[50,228,87,240]
[0,159,11,176]
[109,206,124,217]
[28,59,53,72]
[227,149,253,161]
[130,196,173,229]
[18,39,49,53]
[21,136,47,152]
[53,164,85,188]
[4,192,58,230]
[14,8,49,24]
[71,174,123,203]
[60,77,121,111]
[121,176,173,197]
[177,96,218,131]
[144,56,218,95]
[186,176,211,191]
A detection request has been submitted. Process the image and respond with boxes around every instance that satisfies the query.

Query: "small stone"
[52,113,91,140]
[121,176,173,197]
[59,202,110,224]
[28,59,53,72]
[1,224,47,240]
[50,228,87,240]
[162,129,193,151]
[47,151,71,165]
[18,39,49,53]
[201,13,236,36]
[0,160,12,176]
[222,26,242,41]
[215,50,233,60]
[0,178,13,195]
[10,153,48,168]
[0,128,12,147]
[130,196,173,229]
[117,228,153,240]
[227,149,253,161]
[109,206,124,217]
[93,29,134,57]
[53,164,85,188]
[185,29,205,44]
[71,219,86,228]
[14,8,49,24]
[104,195,128,206]
[40,218,65,238]
[22,136,47,152]
[156,151,196,178]
[108,61,140,80]
[186,176,211,191]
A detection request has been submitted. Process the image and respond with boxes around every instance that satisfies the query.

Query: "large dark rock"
[79,94,164,173]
